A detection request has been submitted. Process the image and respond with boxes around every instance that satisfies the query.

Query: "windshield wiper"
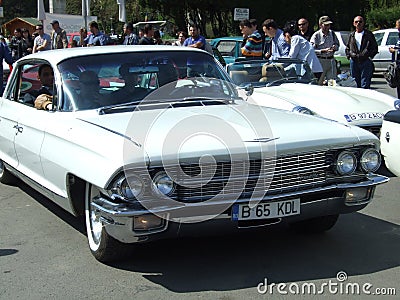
[266,77,299,87]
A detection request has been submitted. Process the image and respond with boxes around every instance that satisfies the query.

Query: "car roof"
[17,45,209,66]
[373,28,398,33]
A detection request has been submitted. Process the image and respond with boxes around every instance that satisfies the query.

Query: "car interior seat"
[259,64,284,83]
[229,70,248,85]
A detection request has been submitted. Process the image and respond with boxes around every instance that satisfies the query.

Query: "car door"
[373,31,386,71]
[0,61,50,185]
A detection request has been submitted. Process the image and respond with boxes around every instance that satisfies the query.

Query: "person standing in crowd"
[122,22,138,45]
[389,19,400,97]
[83,21,107,46]
[153,30,164,45]
[50,20,68,49]
[173,31,187,46]
[262,19,290,60]
[345,15,378,89]
[297,18,314,41]
[21,28,33,56]
[32,24,51,53]
[10,28,23,62]
[310,16,339,85]
[183,24,206,50]
[138,24,155,45]
[239,19,263,58]
[283,22,323,79]
[0,36,13,94]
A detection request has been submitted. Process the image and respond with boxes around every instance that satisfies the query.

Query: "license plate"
[232,199,300,221]
[345,112,384,122]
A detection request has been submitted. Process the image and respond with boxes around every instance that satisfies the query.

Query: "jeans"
[350,58,374,89]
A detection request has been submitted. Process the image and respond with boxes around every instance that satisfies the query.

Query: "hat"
[319,16,333,25]
[50,20,59,25]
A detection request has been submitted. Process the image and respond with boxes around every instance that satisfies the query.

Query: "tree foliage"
[2,0,400,36]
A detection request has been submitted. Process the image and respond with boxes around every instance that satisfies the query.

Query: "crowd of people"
[240,15,383,89]
[1,15,400,92]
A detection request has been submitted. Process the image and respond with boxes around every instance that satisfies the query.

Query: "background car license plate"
[232,199,300,221]
[345,112,383,122]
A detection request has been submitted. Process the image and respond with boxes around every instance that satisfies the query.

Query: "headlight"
[292,106,314,115]
[394,99,400,110]
[335,151,357,175]
[115,175,144,199]
[152,171,175,196]
[360,148,381,172]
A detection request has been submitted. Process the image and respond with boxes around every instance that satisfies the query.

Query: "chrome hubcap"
[0,160,4,178]
[90,204,103,245]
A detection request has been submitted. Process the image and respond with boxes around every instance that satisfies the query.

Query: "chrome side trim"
[3,162,76,215]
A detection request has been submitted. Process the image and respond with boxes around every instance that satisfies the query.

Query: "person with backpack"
[388,19,400,97]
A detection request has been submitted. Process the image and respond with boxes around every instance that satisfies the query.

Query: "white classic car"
[227,59,400,136]
[380,110,400,176]
[0,46,388,262]
[373,28,399,72]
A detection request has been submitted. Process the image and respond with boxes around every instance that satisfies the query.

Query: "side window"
[5,62,56,109]
[217,41,237,56]
[17,64,42,106]
[386,32,399,46]
[374,32,384,46]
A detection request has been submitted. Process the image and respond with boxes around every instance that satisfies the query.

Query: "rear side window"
[374,32,385,46]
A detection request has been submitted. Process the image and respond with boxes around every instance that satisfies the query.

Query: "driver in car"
[25,64,54,108]
[109,64,149,105]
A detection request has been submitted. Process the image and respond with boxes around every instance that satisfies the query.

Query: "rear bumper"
[93,174,389,244]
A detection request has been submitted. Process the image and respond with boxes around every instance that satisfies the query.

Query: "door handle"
[13,124,23,133]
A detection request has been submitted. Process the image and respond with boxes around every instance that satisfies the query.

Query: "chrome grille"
[359,125,381,138]
[167,151,329,202]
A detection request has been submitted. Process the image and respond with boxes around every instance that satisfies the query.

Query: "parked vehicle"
[373,28,399,72]
[334,31,350,69]
[227,58,400,136]
[212,34,349,72]
[380,109,400,176]
[0,46,388,262]
[210,36,244,64]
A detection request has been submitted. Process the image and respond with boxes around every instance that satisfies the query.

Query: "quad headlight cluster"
[335,148,381,175]
[111,170,175,201]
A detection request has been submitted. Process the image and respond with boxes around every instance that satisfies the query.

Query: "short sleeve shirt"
[183,35,206,50]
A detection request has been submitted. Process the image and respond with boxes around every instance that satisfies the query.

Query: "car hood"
[250,83,396,126]
[76,101,377,164]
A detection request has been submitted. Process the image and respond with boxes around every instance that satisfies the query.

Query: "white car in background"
[373,28,399,72]
[380,110,400,176]
[228,59,400,137]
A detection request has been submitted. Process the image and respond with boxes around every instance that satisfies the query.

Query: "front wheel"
[0,159,16,184]
[290,214,339,233]
[85,183,125,262]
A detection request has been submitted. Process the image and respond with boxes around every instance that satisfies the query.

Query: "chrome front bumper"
[92,174,389,244]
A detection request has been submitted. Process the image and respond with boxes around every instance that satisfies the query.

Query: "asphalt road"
[1,76,399,300]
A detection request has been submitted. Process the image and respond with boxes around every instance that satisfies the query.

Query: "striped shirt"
[241,30,263,57]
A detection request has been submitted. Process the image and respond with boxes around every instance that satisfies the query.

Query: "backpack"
[384,62,400,88]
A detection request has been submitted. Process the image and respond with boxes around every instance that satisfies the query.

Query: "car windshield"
[226,59,317,87]
[58,50,236,111]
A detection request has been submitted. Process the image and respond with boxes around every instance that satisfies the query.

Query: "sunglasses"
[354,20,363,24]
[298,23,307,26]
